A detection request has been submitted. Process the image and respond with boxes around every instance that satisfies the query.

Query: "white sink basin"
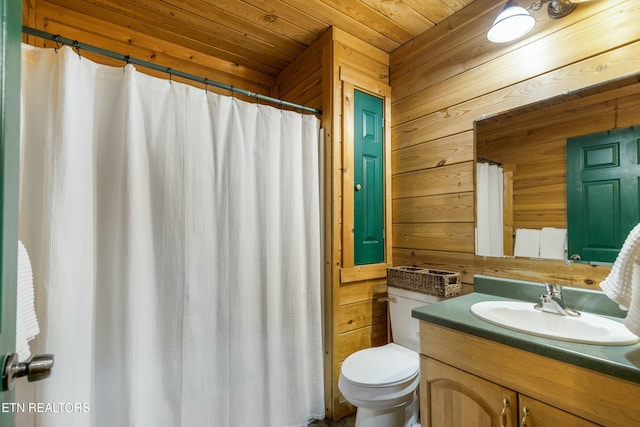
[470,300,640,346]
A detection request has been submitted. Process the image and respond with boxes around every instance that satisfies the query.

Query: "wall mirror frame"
[474,72,640,263]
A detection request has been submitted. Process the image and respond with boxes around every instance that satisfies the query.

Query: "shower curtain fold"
[18,44,324,427]
[476,162,504,257]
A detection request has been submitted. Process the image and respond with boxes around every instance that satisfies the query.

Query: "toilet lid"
[341,343,419,387]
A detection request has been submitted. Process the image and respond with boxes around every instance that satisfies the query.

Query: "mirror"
[474,73,640,261]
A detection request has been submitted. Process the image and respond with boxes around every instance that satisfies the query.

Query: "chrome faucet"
[534,283,581,317]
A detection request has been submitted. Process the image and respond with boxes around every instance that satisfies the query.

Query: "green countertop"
[411,275,640,384]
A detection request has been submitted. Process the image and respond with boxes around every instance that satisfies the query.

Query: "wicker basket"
[387,266,462,297]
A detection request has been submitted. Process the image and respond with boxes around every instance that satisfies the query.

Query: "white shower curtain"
[476,162,504,257]
[18,45,324,427]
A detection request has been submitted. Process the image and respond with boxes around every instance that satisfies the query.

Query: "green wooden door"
[353,90,384,265]
[567,126,640,263]
[0,0,21,422]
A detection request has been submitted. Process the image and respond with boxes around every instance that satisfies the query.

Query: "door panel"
[0,0,23,421]
[353,90,384,265]
[567,127,640,262]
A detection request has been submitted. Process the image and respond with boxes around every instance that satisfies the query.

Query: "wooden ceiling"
[38,0,476,77]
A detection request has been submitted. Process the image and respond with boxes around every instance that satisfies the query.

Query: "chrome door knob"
[2,353,54,391]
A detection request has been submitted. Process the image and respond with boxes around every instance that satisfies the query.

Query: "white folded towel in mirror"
[514,228,541,258]
[539,227,567,260]
[16,240,40,362]
[600,223,640,337]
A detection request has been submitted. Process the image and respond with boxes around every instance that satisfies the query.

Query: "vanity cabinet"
[424,357,517,426]
[423,358,599,426]
[419,322,638,427]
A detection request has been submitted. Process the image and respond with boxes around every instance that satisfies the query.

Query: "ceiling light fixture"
[487,1,536,43]
[487,0,580,43]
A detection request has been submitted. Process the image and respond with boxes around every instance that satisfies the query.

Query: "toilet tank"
[388,286,444,353]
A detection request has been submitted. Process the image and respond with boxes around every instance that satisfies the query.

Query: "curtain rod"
[476,157,502,166]
[22,26,322,115]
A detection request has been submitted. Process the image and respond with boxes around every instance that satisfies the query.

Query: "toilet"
[338,286,443,427]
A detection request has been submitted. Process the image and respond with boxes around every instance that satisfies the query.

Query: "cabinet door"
[519,395,601,427]
[424,358,518,427]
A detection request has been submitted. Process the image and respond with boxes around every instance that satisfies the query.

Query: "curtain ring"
[229,85,235,98]
[167,68,172,85]
[53,35,61,53]
[73,40,81,60]
[204,78,209,94]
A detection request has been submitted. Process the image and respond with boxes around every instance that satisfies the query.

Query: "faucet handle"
[537,283,580,316]
[542,283,561,296]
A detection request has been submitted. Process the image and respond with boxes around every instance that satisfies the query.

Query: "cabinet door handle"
[500,398,510,427]
[521,407,530,427]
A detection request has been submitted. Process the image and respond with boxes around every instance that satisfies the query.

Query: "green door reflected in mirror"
[567,126,640,263]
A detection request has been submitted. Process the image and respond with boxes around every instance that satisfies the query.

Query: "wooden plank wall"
[330,29,391,421]
[278,28,392,421]
[22,0,275,100]
[390,0,640,289]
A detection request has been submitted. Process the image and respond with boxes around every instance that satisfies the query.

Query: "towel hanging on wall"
[16,240,40,362]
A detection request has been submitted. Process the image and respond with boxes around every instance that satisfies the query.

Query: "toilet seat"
[338,343,420,410]
[340,343,419,387]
